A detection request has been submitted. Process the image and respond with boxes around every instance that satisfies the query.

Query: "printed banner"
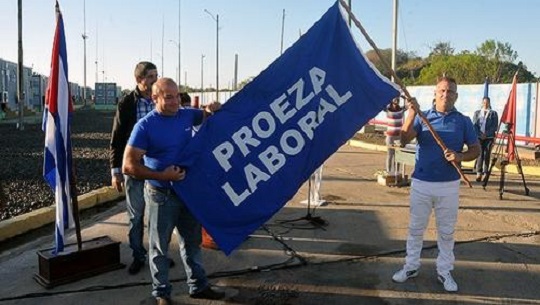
[174,2,399,254]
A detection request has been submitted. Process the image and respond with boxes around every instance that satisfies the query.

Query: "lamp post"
[201,54,205,104]
[204,9,219,102]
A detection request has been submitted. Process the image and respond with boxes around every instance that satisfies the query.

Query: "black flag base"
[34,235,124,289]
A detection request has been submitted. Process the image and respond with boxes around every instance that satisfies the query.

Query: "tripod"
[278,172,328,229]
[482,123,530,199]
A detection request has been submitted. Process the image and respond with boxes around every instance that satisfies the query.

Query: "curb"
[0,187,124,243]
[347,139,540,177]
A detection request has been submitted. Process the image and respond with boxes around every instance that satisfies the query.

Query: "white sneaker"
[437,272,458,292]
[392,269,418,283]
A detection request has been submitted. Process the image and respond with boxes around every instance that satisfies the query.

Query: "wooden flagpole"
[338,0,472,187]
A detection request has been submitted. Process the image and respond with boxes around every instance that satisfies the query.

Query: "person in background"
[109,61,163,275]
[392,77,480,292]
[472,97,499,182]
[180,92,192,109]
[384,97,405,175]
[123,78,225,304]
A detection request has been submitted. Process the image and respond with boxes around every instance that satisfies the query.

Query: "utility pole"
[161,16,164,75]
[280,9,285,55]
[201,54,205,104]
[178,0,182,87]
[391,0,398,82]
[17,0,24,130]
[82,0,88,106]
[204,9,219,102]
[234,54,238,91]
[95,25,98,90]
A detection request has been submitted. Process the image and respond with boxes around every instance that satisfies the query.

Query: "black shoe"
[190,286,225,300]
[475,175,482,182]
[169,258,175,268]
[128,259,145,275]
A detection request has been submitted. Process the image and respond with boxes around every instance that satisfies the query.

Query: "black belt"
[145,183,174,195]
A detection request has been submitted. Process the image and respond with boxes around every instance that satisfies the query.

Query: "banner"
[174,1,399,254]
[43,2,74,254]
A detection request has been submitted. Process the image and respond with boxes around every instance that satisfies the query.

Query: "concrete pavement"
[0,145,539,305]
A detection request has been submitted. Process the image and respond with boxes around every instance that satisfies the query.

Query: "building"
[94,82,118,105]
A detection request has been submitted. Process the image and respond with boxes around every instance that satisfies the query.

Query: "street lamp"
[204,9,219,102]
[169,40,180,86]
[201,54,205,104]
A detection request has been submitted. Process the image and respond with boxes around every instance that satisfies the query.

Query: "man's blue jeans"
[124,175,147,262]
[144,184,208,298]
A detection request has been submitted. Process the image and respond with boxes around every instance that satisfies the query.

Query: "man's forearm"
[400,109,417,145]
[123,162,164,181]
[461,143,481,162]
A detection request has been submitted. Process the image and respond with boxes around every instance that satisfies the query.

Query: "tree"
[416,53,496,85]
[364,48,418,79]
[476,40,519,82]
[476,40,518,63]
[429,41,455,57]
[237,76,255,90]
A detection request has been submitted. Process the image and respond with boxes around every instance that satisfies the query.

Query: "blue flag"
[173,1,399,254]
[43,3,75,254]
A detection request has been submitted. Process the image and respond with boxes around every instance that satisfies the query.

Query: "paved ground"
[1,145,539,305]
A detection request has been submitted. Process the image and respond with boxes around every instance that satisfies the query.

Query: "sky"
[0,0,539,91]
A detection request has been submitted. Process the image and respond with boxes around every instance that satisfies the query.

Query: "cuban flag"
[43,2,75,254]
[173,1,399,254]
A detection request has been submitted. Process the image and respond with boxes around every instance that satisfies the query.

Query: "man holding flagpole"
[393,77,480,292]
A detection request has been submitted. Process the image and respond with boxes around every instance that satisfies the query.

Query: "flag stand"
[34,169,124,289]
[482,122,530,199]
[277,176,328,230]
[34,236,124,289]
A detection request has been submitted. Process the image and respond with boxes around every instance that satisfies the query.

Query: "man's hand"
[205,101,221,114]
[161,165,186,181]
[112,174,124,192]
[444,149,463,163]
[405,97,420,113]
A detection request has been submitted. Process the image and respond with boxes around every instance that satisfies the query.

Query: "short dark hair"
[437,76,457,86]
[483,97,491,103]
[134,61,157,79]
[180,92,191,106]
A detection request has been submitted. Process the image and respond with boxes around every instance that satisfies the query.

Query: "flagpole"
[70,170,83,251]
[338,0,472,187]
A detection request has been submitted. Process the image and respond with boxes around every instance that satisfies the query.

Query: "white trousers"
[404,179,460,274]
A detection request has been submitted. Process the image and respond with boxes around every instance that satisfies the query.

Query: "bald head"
[152,78,180,116]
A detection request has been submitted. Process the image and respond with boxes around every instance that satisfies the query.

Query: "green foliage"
[364,39,537,86]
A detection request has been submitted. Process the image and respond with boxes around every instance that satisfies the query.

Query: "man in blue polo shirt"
[392,77,480,292]
[123,78,224,305]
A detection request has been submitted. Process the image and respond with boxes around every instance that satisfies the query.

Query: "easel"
[482,122,530,199]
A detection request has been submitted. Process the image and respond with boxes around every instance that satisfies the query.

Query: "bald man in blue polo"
[392,77,480,292]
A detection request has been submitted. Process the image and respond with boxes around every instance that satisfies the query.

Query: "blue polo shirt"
[412,108,478,182]
[128,108,204,188]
